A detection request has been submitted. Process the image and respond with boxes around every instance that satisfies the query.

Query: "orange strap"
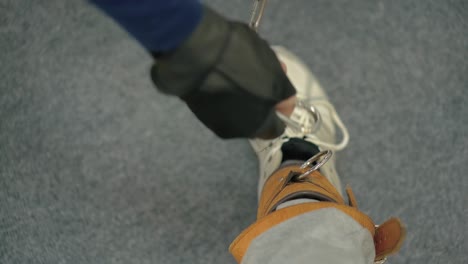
[257,167,345,219]
[375,218,406,261]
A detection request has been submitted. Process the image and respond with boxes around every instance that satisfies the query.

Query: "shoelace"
[260,99,350,161]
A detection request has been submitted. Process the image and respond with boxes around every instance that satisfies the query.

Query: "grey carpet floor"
[1,0,467,263]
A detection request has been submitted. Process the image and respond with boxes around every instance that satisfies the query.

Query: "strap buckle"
[374,224,388,263]
[374,258,387,264]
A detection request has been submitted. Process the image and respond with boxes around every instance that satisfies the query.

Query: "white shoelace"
[260,99,350,161]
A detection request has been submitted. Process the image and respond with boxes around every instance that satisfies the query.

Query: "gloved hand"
[151,6,296,139]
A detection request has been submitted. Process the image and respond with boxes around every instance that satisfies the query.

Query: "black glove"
[151,6,296,139]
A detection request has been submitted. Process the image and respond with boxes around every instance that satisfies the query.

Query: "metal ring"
[296,150,333,180]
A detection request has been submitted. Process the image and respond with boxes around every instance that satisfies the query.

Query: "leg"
[230,47,405,264]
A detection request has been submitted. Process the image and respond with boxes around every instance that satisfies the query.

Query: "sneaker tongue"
[281,138,321,163]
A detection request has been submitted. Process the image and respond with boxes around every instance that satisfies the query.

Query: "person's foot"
[250,46,349,196]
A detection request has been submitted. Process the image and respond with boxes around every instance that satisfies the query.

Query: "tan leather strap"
[374,218,406,261]
[230,164,405,263]
[346,185,359,208]
[257,165,345,219]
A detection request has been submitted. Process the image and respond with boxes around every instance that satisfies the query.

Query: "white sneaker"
[250,46,350,197]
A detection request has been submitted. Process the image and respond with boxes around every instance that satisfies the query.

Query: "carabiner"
[249,0,268,31]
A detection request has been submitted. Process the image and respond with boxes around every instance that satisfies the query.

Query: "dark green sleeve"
[151,6,296,139]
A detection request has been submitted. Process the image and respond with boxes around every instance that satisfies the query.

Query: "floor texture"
[1,0,467,263]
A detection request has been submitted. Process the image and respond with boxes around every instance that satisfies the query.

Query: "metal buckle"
[373,225,387,264]
[374,258,387,264]
[249,0,268,31]
[295,150,333,180]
